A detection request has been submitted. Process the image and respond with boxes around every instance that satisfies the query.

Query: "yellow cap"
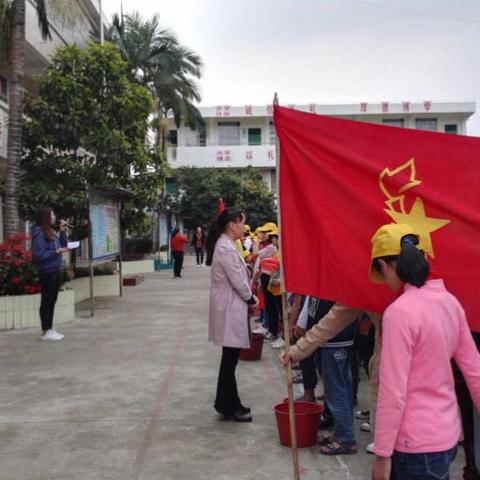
[257,222,278,235]
[244,224,251,233]
[369,223,419,283]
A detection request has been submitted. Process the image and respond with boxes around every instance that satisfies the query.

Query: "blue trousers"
[319,347,355,446]
[392,446,457,479]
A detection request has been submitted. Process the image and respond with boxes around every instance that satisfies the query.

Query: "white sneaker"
[51,329,64,340]
[271,338,286,349]
[360,422,371,432]
[265,332,276,341]
[366,442,375,454]
[41,329,64,341]
[252,326,267,335]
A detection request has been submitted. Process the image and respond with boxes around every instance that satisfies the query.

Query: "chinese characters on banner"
[358,101,432,114]
[215,105,231,117]
[211,100,433,119]
[216,150,232,162]
[213,148,276,163]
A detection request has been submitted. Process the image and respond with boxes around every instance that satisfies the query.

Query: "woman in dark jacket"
[31,207,68,341]
[191,226,206,267]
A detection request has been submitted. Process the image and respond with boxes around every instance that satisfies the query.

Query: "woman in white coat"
[206,208,258,422]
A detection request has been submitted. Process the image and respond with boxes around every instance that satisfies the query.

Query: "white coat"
[208,234,252,348]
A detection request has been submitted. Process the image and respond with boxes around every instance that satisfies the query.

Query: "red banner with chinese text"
[275,106,480,330]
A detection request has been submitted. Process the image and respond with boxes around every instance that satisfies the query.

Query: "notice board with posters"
[89,189,121,261]
[87,186,130,317]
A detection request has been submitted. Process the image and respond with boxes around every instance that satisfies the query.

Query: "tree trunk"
[4,0,25,237]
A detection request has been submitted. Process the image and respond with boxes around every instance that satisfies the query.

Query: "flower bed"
[0,234,41,296]
[0,235,74,330]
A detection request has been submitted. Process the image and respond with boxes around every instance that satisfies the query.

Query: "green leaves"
[21,41,165,239]
[167,167,277,230]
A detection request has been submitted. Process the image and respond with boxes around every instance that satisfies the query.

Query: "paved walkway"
[0,256,465,479]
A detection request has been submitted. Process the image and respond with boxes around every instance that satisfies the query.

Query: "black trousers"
[194,247,204,265]
[39,271,60,332]
[260,273,281,337]
[172,251,184,277]
[300,308,321,390]
[214,347,241,415]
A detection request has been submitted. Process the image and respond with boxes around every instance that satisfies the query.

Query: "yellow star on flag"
[385,197,450,258]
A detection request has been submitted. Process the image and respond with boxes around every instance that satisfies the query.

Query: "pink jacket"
[374,279,480,457]
[208,234,252,349]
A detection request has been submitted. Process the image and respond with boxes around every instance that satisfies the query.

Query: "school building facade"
[164,101,476,192]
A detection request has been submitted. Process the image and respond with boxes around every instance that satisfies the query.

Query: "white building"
[165,101,476,192]
[0,0,103,240]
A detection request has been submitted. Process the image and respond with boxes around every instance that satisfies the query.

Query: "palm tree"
[108,11,204,150]
[1,0,50,237]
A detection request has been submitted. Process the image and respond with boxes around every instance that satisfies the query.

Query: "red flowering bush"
[0,234,41,296]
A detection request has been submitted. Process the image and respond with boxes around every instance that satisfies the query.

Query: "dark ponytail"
[205,208,245,266]
[396,244,430,288]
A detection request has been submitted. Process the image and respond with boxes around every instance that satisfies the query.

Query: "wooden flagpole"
[273,93,300,480]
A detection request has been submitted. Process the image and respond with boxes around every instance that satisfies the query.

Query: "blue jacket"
[31,226,67,274]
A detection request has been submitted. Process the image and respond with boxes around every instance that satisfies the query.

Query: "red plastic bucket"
[239,333,264,361]
[274,401,324,447]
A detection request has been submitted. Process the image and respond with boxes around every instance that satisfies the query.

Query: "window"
[183,126,206,146]
[270,169,277,192]
[167,130,177,147]
[198,126,206,146]
[0,75,7,103]
[382,119,404,128]
[184,128,197,146]
[415,118,437,131]
[248,127,262,145]
[218,121,240,145]
[444,124,458,135]
[269,121,276,145]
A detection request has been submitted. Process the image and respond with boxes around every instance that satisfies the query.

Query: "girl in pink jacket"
[206,208,258,422]
[369,223,480,480]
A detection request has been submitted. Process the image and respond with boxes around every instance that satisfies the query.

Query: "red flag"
[217,198,225,214]
[275,106,480,330]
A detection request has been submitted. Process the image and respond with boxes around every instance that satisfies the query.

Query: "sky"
[102,0,480,135]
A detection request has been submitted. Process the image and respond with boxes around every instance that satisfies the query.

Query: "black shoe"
[237,403,251,414]
[224,409,252,422]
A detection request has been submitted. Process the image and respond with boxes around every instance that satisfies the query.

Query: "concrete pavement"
[0,256,465,479]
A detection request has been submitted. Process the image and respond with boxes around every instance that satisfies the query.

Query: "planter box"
[69,274,120,303]
[123,274,145,286]
[0,290,75,330]
[117,259,154,275]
